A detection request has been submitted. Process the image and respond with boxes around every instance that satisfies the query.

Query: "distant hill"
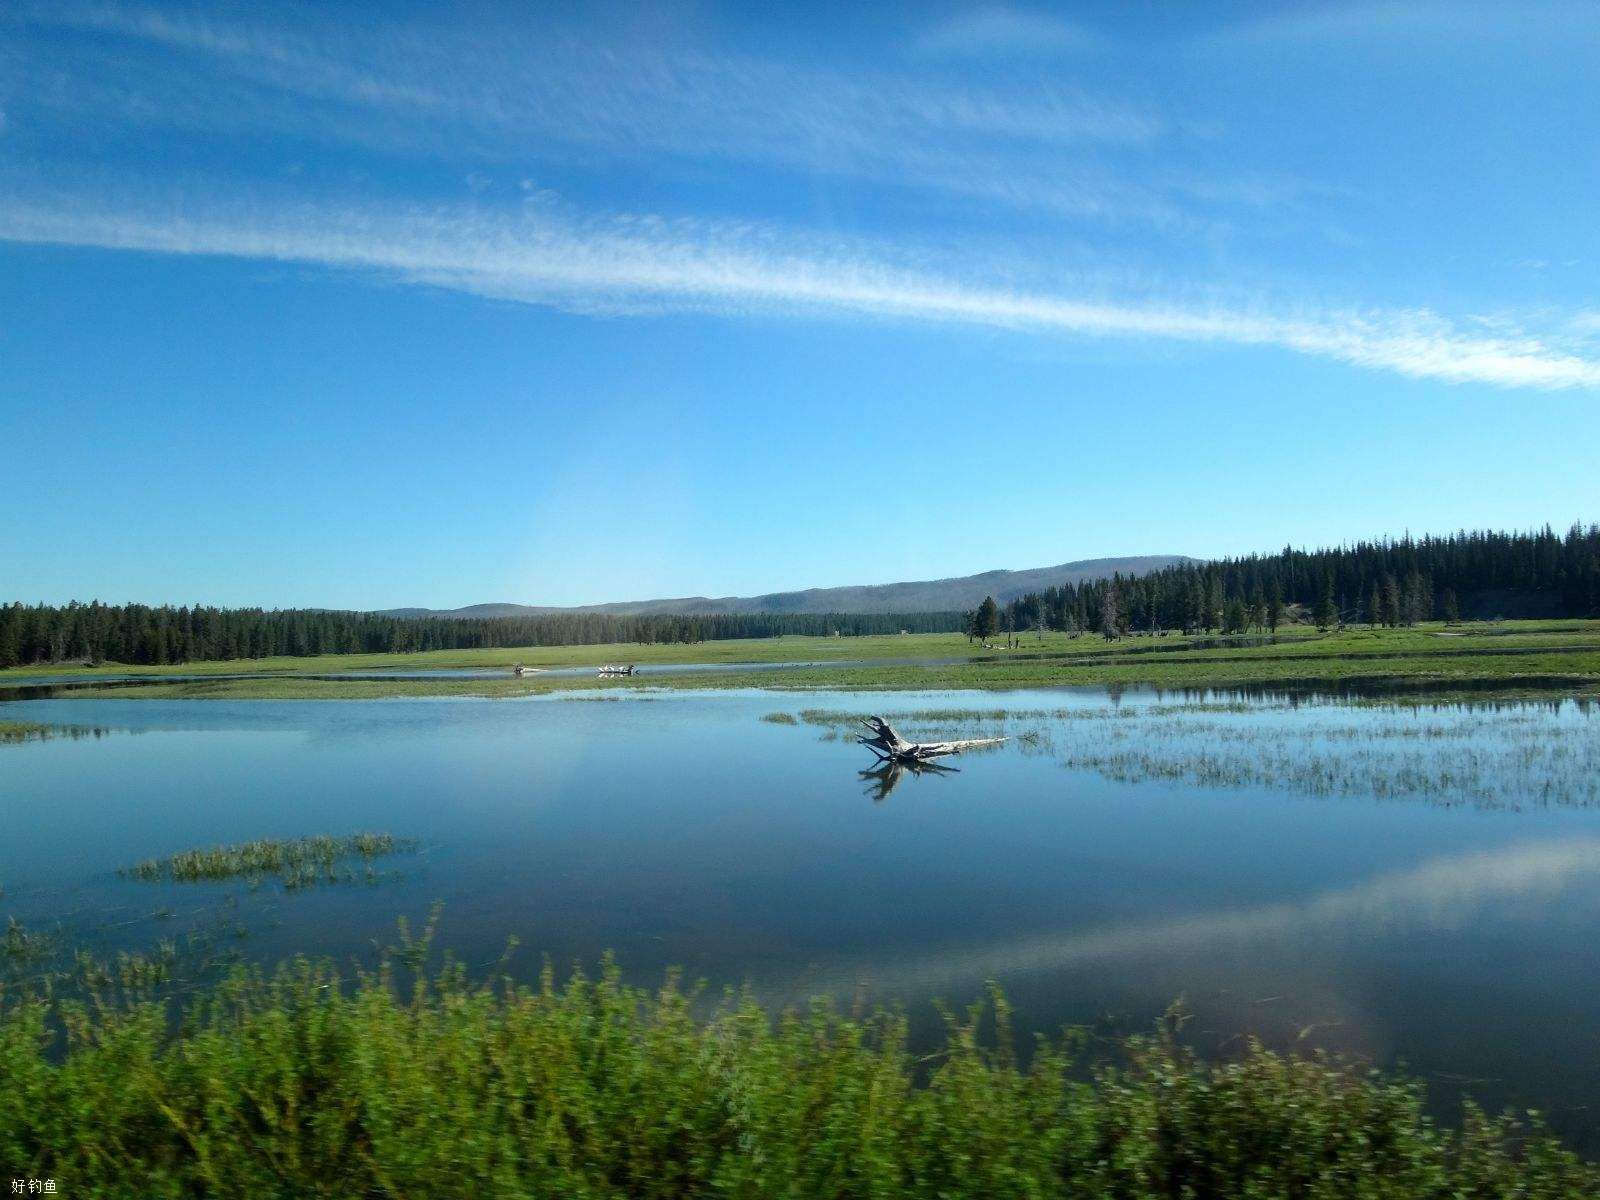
[377,556,1195,619]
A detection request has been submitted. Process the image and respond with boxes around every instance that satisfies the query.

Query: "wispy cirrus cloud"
[1,2,1594,393]
[3,1,1311,241]
[908,7,1104,59]
[10,4,1158,152]
[5,190,1597,390]
[1197,0,1600,56]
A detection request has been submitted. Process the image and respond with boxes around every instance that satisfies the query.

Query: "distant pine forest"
[0,607,962,668]
[1002,524,1600,639]
[4,526,1598,667]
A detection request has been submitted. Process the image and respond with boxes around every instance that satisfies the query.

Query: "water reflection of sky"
[3,687,1600,1147]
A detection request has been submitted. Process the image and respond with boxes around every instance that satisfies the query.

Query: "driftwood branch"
[857,716,1007,764]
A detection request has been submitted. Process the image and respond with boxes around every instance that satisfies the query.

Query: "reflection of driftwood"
[857,716,1007,764]
[860,759,958,801]
[598,664,637,677]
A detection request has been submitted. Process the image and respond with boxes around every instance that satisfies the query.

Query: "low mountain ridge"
[378,556,1194,618]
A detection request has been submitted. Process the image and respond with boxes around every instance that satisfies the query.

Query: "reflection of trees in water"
[1174,679,1597,709]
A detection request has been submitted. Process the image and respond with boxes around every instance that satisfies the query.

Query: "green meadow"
[9,619,1597,699]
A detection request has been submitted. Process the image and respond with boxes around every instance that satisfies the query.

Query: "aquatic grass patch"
[760,711,798,724]
[68,943,179,992]
[799,707,1036,727]
[0,721,119,745]
[0,720,86,745]
[0,955,1593,1197]
[796,703,1284,731]
[804,699,1600,808]
[1055,703,1600,808]
[2,918,52,964]
[799,707,1049,751]
[122,833,414,886]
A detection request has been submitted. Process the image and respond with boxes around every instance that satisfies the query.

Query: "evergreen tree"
[1401,571,1432,626]
[1382,575,1402,628]
[1099,582,1122,640]
[1247,584,1266,633]
[1183,581,1203,634]
[975,596,1000,642]
[1441,588,1460,624]
[1203,574,1224,632]
[0,605,19,669]
[1314,576,1338,631]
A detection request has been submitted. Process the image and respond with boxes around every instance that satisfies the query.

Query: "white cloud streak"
[4,194,1597,390]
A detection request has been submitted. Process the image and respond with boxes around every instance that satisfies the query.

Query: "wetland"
[5,673,1600,1154]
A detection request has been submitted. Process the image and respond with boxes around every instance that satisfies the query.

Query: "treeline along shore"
[4,525,1598,668]
[1000,524,1600,638]
[0,607,964,668]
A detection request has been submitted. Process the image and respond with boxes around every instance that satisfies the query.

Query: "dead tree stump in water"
[857,716,1007,764]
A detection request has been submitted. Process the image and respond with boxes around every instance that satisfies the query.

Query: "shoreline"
[3,621,1599,701]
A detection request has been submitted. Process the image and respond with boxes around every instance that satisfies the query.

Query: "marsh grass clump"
[760,711,798,724]
[800,707,1034,728]
[0,721,51,744]
[799,698,1600,808]
[0,721,116,745]
[1057,702,1600,808]
[0,958,1592,1197]
[111,942,177,990]
[2,917,51,964]
[123,833,412,886]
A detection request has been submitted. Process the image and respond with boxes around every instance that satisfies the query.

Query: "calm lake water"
[3,686,1599,1147]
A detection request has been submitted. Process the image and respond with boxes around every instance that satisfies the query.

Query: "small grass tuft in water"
[760,711,798,724]
[122,833,412,885]
[1054,704,1600,808]
[2,917,52,963]
[0,720,51,744]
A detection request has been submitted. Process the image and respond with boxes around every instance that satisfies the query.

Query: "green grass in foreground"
[0,955,1593,1198]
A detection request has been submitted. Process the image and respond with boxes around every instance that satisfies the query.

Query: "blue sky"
[2,1,1597,609]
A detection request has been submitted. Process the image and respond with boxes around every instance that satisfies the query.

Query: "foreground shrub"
[0,956,1594,1198]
